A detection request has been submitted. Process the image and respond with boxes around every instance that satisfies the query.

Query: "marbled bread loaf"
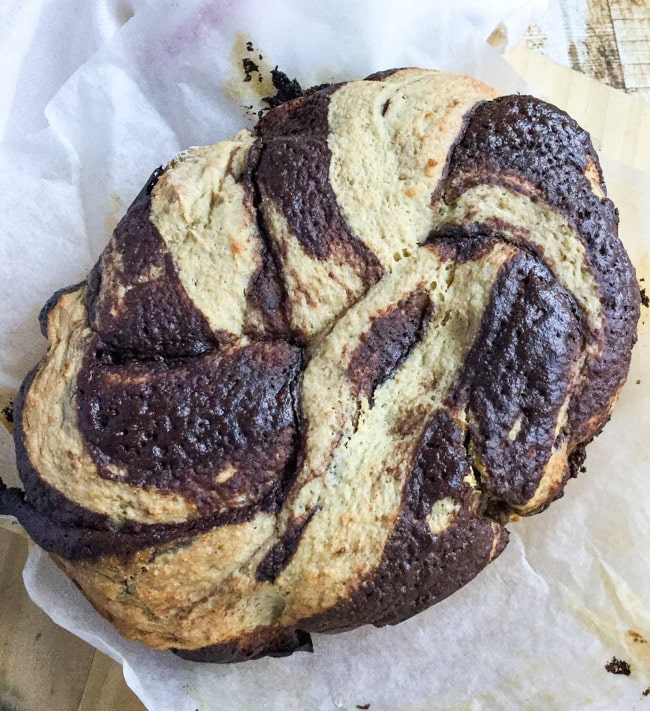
[0,68,640,662]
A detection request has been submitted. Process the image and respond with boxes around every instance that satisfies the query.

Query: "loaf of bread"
[0,69,640,662]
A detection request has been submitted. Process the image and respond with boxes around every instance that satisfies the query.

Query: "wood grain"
[0,530,145,711]
[77,650,146,711]
[610,0,650,97]
[524,0,650,99]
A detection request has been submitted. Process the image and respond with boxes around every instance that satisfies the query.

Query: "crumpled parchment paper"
[2,1,649,709]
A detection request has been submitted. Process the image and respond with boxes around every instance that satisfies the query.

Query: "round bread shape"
[0,68,640,662]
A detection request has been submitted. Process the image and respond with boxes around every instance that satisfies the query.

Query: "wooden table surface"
[523,0,650,100]
[1,2,649,710]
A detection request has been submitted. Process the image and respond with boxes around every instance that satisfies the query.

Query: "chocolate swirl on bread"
[0,69,640,662]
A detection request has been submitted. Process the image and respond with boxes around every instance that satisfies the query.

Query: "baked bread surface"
[0,68,640,662]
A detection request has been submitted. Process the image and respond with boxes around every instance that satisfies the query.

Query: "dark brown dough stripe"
[426,224,506,263]
[364,68,404,82]
[250,85,384,288]
[449,250,583,509]
[77,340,302,512]
[0,70,640,663]
[244,242,290,338]
[441,95,640,439]
[174,627,314,663]
[87,169,219,359]
[347,291,431,400]
[6,369,272,559]
[256,509,317,583]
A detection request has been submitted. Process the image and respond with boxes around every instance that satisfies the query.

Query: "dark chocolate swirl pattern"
[0,69,639,663]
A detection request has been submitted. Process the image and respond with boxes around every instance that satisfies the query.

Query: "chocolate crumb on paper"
[223,34,310,121]
[640,288,649,308]
[1,400,13,425]
[242,57,262,83]
[643,687,650,696]
[605,657,631,675]
[356,704,371,710]
[261,67,304,110]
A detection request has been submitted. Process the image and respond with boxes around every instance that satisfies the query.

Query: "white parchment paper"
[2,1,650,709]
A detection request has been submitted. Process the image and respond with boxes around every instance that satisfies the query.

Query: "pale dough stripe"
[431,184,604,336]
[149,130,262,338]
[327,69,497,270]
[261,201,367,337]
[56,512,279,649]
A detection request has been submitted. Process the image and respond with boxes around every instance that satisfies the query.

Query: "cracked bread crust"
[0,68,640,662]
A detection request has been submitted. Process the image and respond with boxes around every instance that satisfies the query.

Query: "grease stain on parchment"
[221,34,336,121]
[567,559,650,684]
[450,672,599,711]
[222,33,278,121]
[105,194,124,240]
[486,23,508,50]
